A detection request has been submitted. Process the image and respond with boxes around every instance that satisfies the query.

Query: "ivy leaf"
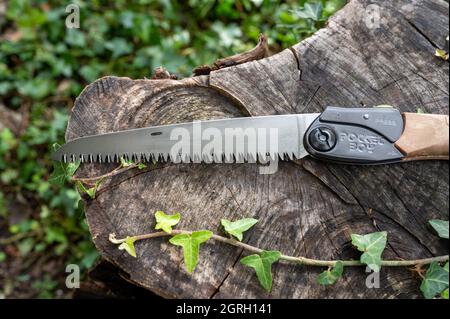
[137,162,147,170]
[77,182,91,199]
[120,156,134,167]
[429,219,449,239]
[76,179,103,199]
[155,211,181,234]
[104,38,133,58]
[0,128,17,153]
[351,231,387,272]
[293,3,323,21]
[317,261,344,286]
[49,158,80,186]
[420,262,449,299]
[240,250,281,292]
[169,230,213,274]
[221,218,258,241]
[435,48,449,61]
[118,236,137,258]
[79,64,103,82]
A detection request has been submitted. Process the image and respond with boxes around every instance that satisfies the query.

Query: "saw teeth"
[202,154,210,163]
[213,153,222,163]
[192,153,201,163]
[65,150,299,165]
[224,153,232,163]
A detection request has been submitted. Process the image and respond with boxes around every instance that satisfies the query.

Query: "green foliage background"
[0,0,345,298]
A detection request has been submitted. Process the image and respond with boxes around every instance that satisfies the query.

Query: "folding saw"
[52,106,449,165]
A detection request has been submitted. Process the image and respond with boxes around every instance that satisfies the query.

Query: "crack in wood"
[405,18,440,50]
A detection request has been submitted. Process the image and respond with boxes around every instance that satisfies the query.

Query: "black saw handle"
[304,106,449,164]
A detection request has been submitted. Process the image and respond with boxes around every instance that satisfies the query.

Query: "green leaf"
[169,230,213,273]
[221,218,258,241]
[420,262,449,299]
[17,78,55,99]
[65,29,86,47]
[435,48,449,61]
[120,156,134,167]
[137,162,147,170]
[323,0,346,16]
[0,251,6,263]
[293,3,323,21]
[442,288,449,299]
[49,158,80,186]
[118,236,137,258]
[104,38,133,58]
[317,261,344,286]
[89,178,103,199]
[1,169,18,184]
[79,64,104,82]
[81,250,100,269]
[351,231,387,272]
[76,178,103,199]
[429,219,449,239]
[18,238,35,256]
[0,82,13,95]
[45,226,67,244]
[155,211,181,234]
[240,250,281,292]
[0,128,17,153]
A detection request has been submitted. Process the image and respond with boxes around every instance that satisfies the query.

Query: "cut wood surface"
[66,0,449,298]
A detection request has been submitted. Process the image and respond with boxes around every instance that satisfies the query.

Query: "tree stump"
[67,0,449,299]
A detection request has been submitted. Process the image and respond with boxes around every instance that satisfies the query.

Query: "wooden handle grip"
[395,113,449,161]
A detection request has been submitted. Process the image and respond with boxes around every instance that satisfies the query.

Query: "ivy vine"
[109,211,449,298]
[49,148,449,298]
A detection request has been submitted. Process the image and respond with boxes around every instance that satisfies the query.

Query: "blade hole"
[151,132,162,136]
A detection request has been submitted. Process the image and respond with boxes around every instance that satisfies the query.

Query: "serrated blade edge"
[53,114,320,163]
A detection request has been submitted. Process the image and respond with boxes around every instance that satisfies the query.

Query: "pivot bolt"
[308,127,336,152]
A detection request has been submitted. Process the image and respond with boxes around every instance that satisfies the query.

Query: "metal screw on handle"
[308,127,336,152]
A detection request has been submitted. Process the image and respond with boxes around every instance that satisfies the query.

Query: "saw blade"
[52,114,320,163]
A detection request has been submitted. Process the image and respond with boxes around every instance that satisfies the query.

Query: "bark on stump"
[67,0,449,298]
